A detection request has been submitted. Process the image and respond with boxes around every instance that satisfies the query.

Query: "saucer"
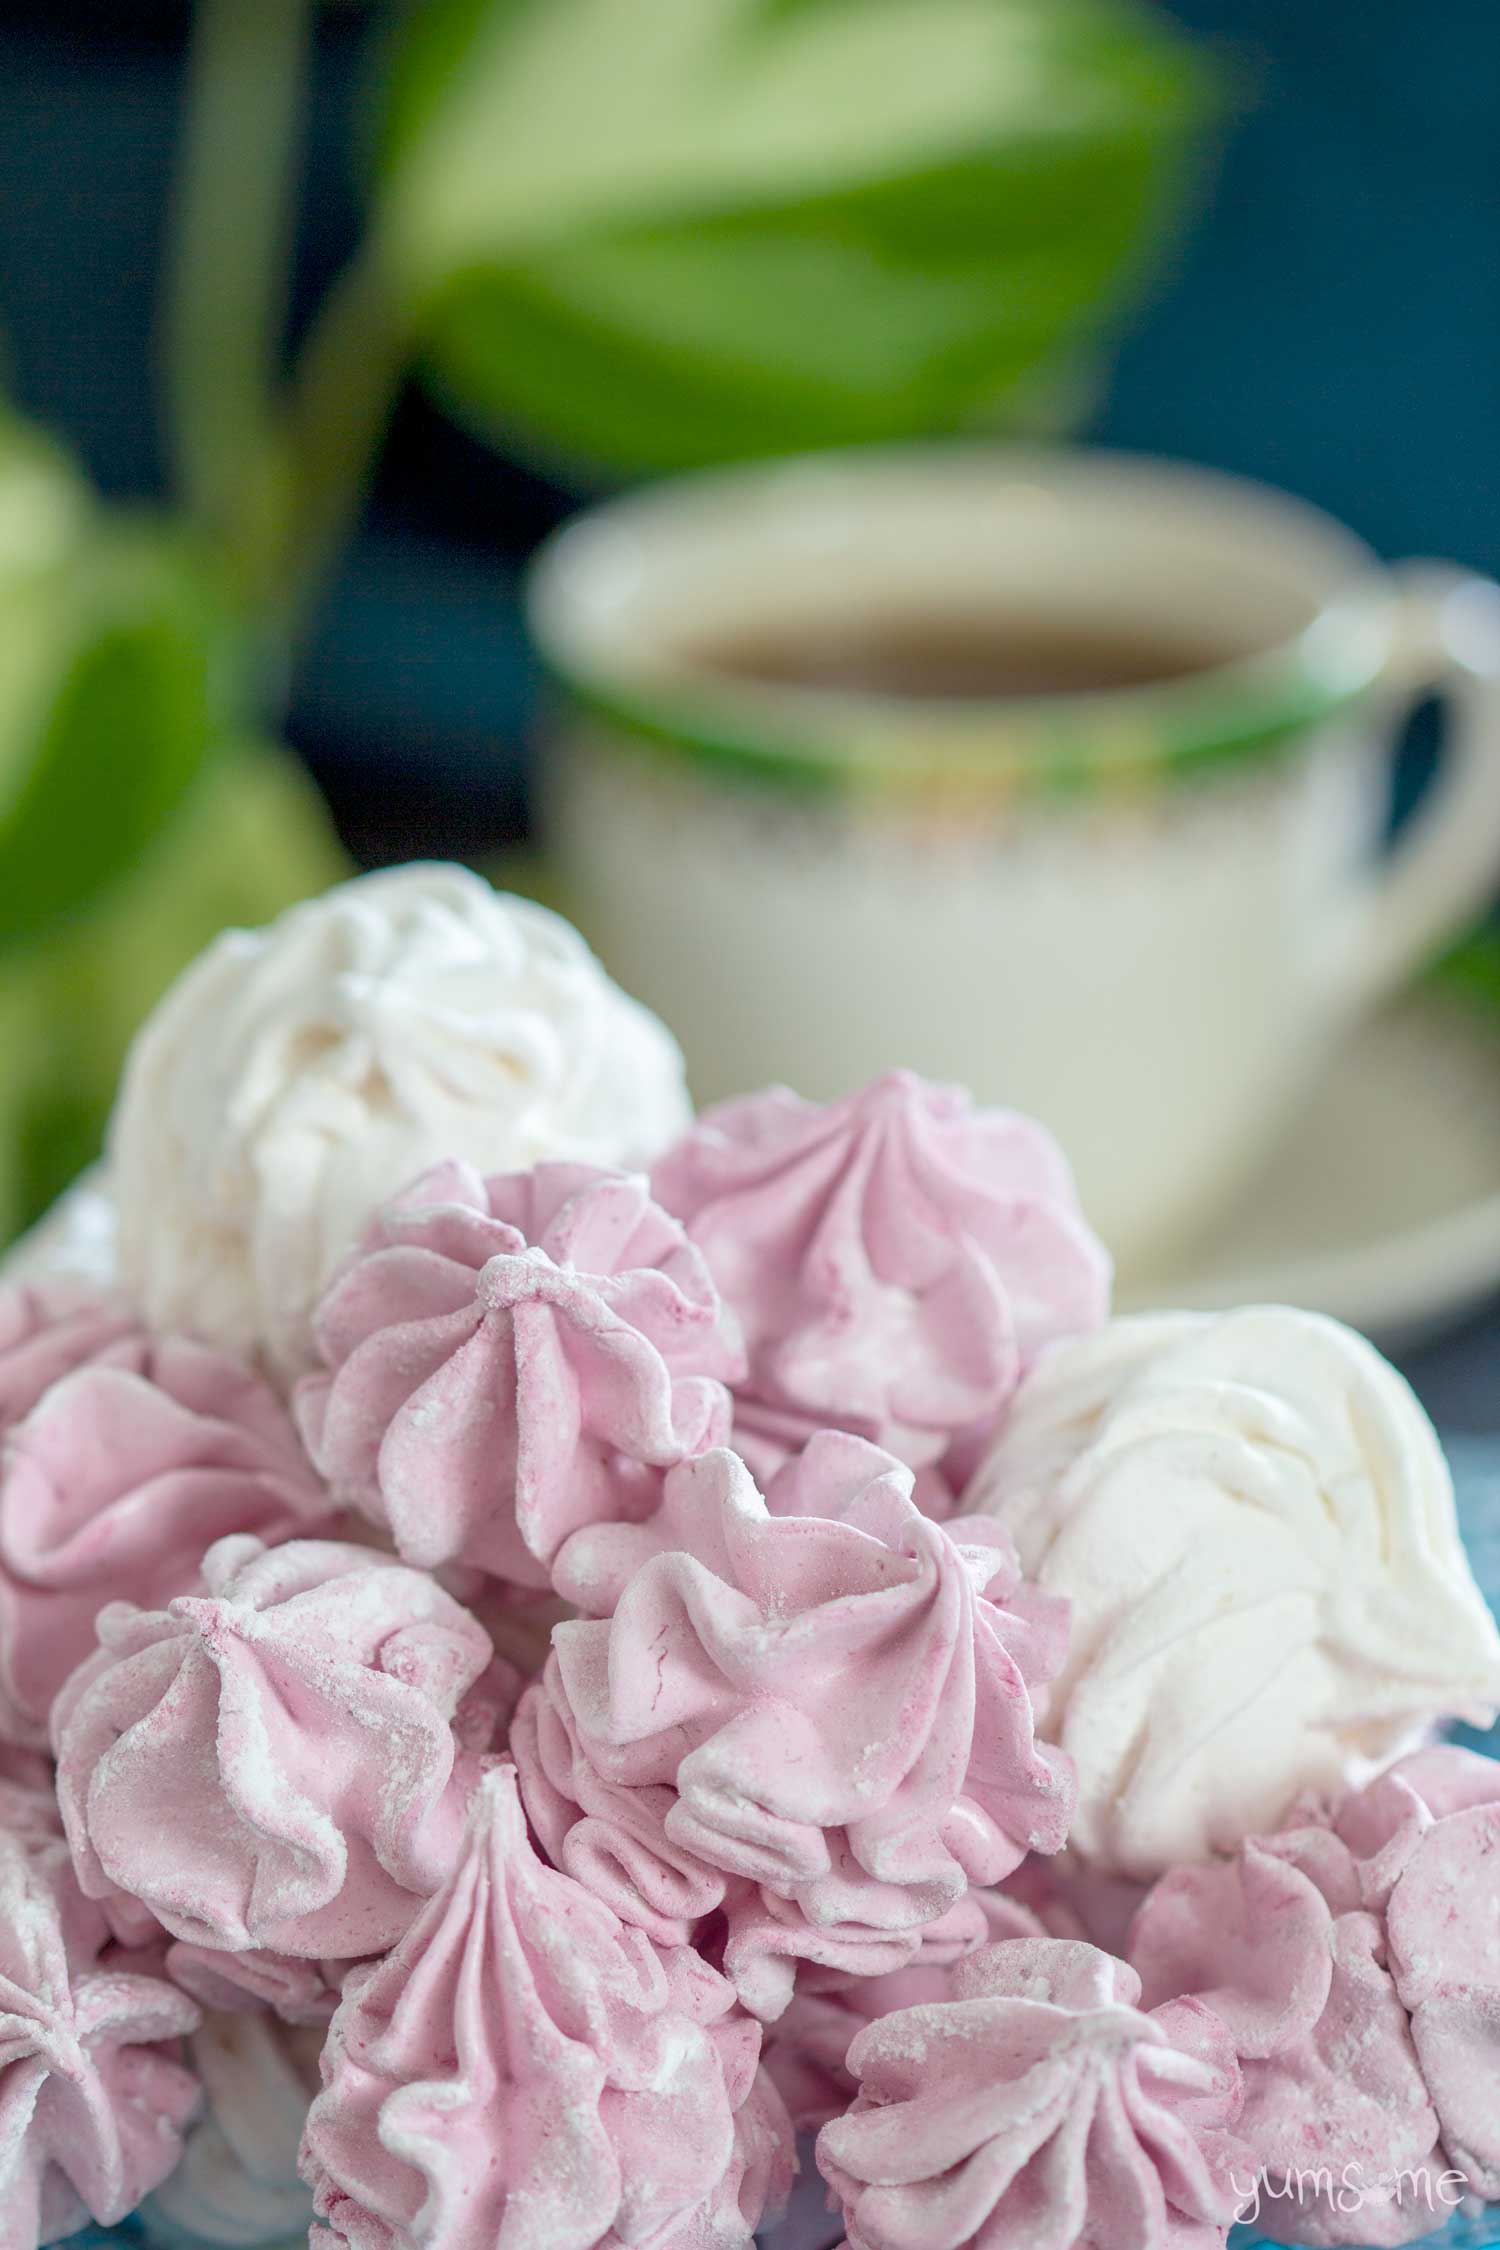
[1117,981,1500,1347]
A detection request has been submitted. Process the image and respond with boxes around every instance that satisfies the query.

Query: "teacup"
[527,445,1500,1268]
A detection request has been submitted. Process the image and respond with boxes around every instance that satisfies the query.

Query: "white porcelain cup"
[528,446,1500,1269]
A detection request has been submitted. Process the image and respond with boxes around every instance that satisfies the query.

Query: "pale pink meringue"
[53,1534,495,1960]
[736,1406,957,1526]
[1001,1852,1151,1959]
[1130,1746,1500,2244]
[0,1829,201,2246]
[515,1443,1074,2019]
[296,1159,739,1592]
[554,1426,905,1614]
[0,1744,51,1796]
[0,1338,330,1746]
[652,1072,1109,1477]
[1381,1752,1500,2207]
[763,1890,1050,2131]
[301,1763,792,2250]
[437,1569,567,1682]
[0,1280,140,1438]
[164,1943,348,2027]
[715,1876,999,2028]
[817,1937,1249,2250]
[0,1744,59,1853]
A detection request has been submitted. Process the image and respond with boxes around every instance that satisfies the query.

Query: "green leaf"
[382,0,1200,263]
[1429,927,1500,1028]
[0,524,224,950]
[375,0,1213,475]
[0,413,90,578]
[0,415,96,823]
[418,130,1182,471]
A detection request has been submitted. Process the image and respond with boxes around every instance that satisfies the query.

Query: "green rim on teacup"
[527,447,1392,809]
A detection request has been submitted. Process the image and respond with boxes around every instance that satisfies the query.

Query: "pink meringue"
[0,1745,59,1853]
[297,1160,739,1592]
[301,1763,792,2250]
[1130,1746,1500,2245]
[817,1937,1249,2250]
[763,1889,1051,2132]
[1381,1753,1500,2208]
[715,1878,1001,2028]
[164,1944,348,2027]
[735,1405,957,1526]
[515,1442,1074,2018]
[0,1744,51,1796]
[53,1534,495,1959]
[1000,1852,1151,1959]
[0,1280,140,1438]
[0,1337,330,1746]
[0,1830,201,2247]
[652,1072,1109,1476]
[554,1425,905,1614]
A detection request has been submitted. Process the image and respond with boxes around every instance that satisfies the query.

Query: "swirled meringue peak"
[0,1828,201,2246]
[964,1306,1500,1877]
[1131,1746,1500,2242]
[52,1534,495,1959]
[515,1441,1074,2017]
[733,1401,959,1525]
[817,1936,1249,2250]
[652,1071,1109,1475]
[0,1336,331,1746]
[110,865,692,1381]
[298,1159,739,1592]
[143,2011,324,2248]
[301,1763,793,2250]
[762,1888,1051,2132]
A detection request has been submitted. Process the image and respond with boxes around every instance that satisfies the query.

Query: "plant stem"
[161,0,315,571]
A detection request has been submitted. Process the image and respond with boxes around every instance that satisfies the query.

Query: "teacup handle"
[1330,561,1500,1014]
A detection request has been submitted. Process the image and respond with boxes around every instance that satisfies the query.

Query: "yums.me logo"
[1232,2162,1472,2230]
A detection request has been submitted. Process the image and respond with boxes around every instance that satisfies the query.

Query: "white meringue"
[142,2013,323,2248]
[1,1170,118,1295]
[964,1306,1500,1877]
[108,865,692,1380]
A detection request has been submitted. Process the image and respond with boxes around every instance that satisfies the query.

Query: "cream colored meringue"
[109,865,692,1380]
[0,1171,118,1295]
[964,1307,1500,1877]
[143,2012,323,2248]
